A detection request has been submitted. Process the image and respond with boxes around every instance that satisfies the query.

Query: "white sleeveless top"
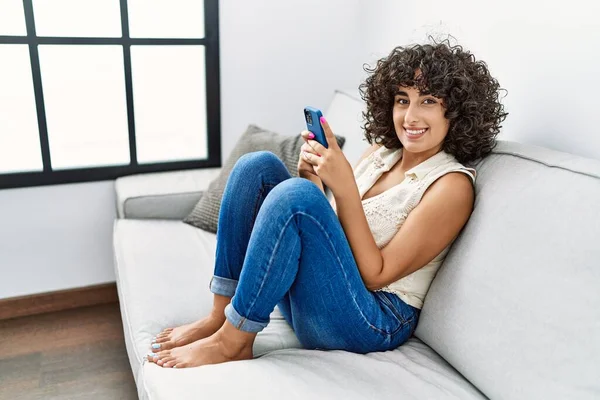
[330,146,476,309]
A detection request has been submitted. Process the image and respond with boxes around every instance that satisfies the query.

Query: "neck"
[398,145,442,171]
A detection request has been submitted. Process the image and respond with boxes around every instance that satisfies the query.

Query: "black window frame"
[0,0,221,189]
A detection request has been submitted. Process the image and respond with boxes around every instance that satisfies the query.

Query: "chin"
[400,140,426,152]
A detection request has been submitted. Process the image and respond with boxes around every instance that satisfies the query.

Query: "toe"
[161,357,176,368]
[155,336,170,344]
[156,354,170,364]
[157,350,171,359]
[156,340,176,351]
[150,343,163,351]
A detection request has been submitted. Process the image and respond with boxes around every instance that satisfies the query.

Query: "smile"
[404,128,428,137]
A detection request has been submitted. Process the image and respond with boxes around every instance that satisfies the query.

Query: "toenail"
[152,338,156,343]
[152,344,160,349]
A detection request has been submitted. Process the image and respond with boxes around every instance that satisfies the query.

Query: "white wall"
[0,0,363,299]
[0,182,117,299]
[357,0,600,160]
[219,0,363,159]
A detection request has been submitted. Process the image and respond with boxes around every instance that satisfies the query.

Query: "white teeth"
[406,128,427,135]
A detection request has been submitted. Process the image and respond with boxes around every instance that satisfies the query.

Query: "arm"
[303,174,324,194]
[328,142,383,284]
[330,143,380,212]
[335,171,474,290]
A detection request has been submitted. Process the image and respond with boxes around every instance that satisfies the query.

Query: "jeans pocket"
[375,291,415,327]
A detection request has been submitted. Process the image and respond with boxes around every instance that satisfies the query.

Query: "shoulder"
[422,171,475,213]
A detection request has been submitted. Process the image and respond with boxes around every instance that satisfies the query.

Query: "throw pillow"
[183,124,346,233]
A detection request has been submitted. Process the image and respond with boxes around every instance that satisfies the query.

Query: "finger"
[302,142,322,157]
[306,140,325,156]
[300,130,315,142]
[319,116,338,149]
[302,151,319,166]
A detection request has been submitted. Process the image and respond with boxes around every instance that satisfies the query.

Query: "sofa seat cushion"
[114,219,484,400]
[112,220,302,383]
[141,337,486,400]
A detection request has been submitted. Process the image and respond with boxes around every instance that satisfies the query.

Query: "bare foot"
[149,316,224,353]
[148,321,255,368]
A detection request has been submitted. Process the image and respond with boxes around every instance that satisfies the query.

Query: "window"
[0,0,221,189]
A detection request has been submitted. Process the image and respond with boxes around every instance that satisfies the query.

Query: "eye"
[395,97,409,105]
[423,98,437,105]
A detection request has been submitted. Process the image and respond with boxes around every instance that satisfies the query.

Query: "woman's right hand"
[297,130,322,180]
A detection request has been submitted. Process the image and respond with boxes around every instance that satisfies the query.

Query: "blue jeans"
[209,151,420,354]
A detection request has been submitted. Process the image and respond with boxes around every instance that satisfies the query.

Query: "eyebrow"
[394,90,434,98]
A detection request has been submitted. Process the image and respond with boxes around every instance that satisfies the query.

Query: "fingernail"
[152,344,160,349]
[320,116,326,124]
[308,133,315,139]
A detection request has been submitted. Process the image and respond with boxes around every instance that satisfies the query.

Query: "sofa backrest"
[324,89,369,168]
[415,141,600,399]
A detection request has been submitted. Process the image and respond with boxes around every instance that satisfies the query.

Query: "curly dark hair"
[359,39,508,164]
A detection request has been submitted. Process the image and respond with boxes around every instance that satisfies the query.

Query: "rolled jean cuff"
[209,276,238,297]
[225,303,268,333]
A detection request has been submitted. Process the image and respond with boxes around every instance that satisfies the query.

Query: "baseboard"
[0,283,118,320]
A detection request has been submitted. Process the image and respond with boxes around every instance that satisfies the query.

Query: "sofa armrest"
[115,168,221,220]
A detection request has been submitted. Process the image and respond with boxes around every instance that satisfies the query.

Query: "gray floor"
[0,303,138,400]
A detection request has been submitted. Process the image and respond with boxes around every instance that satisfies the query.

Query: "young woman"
[147,40,507,368]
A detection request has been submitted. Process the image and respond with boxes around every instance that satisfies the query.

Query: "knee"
[266,178,324,209]
[235,151,282,171]
[229,151,285,183]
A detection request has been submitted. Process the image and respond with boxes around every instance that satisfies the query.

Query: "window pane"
[128,0,204,38]
[131,46,207,164]
[33,0,122,37]
[0,45,43,173]
[0,0,27,35]
[38,45,130,169]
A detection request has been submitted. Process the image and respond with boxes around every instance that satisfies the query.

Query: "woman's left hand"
[301,116,355,197]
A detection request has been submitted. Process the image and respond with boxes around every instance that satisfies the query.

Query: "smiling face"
[392,85,450,156]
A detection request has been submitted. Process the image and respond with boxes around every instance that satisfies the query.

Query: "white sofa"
[112,90,600,399]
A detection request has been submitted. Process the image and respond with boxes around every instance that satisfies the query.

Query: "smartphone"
[303,106,328,148]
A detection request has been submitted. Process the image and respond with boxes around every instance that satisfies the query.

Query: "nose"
[404,102,420,123]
